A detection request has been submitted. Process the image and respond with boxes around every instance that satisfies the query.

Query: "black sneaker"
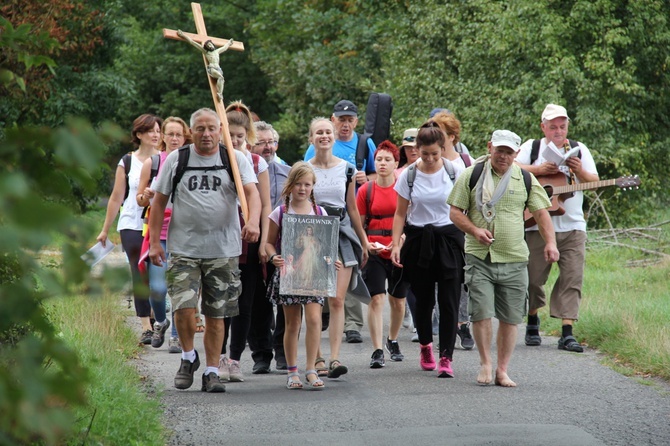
[252,360,271,374]
[175,350,200,389]
[139,330,154,345]
[345,330,363,343]
[385,338,404,361]
[201,372,226,393]
[151,320,170,348]
[370,349,385,368]
[456,323,475,350]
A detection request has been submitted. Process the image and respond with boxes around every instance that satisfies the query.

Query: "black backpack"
[170,143,233,203]
[468,162,533,208]
[122,152,133,201]
[406,158,456,204]
[123,152,161,201]
[356,93,393,172]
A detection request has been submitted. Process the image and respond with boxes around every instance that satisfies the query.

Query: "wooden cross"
[163,2,249,220]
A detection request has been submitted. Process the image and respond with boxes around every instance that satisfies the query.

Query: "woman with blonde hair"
[308,117,369,379]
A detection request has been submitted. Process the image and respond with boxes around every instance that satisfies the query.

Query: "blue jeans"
[148,240,168,325]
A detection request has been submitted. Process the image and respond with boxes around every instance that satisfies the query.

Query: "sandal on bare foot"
[315,357,328,377]
[195,313,205,333]
[286,371,303,390]
[327,359,348,379]
[304,370,324,390]
[494,372,517,387]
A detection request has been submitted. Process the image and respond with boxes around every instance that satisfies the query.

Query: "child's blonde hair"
[280,161,318,213]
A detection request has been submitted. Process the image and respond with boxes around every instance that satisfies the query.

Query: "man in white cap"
[516,104,599,353]
[448,130,559,387]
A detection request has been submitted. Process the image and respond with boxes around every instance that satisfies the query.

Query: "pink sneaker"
[438,357,454,378]
[419,343,436,371]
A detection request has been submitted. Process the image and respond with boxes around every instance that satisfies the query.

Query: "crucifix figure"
[177,29,233,102]
[163,2,248,220]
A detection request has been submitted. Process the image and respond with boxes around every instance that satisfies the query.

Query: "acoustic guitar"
[524,173,641,228]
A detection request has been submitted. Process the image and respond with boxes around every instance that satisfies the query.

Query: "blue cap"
[429,108,450,118]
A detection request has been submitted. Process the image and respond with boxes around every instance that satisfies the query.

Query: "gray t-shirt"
[154,145,257,258]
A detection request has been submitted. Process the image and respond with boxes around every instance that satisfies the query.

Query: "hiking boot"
[228,359,244,382]
[456,323,475,350]
[419,343,436,371]
[345,330,363,343]
[139,329,154,345]
[218,356,230,381]
[369,349,385,368]
[201,372,226,393]
[437,357,454,378]
[151,320,170,348]
[174,351,200,389]
[168,337,182,354]
[385,338,404,362]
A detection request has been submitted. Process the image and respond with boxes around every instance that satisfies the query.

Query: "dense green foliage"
[1,1,670,441]
[249,0,670,226]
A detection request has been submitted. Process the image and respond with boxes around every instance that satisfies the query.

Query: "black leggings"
[222,241,261,360]
[411,274,460,360]
[120,229,150,318]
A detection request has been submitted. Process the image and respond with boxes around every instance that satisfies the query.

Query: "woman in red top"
[356,141,409,368]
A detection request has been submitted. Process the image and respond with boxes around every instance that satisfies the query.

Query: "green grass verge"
[537,230,670,381]
[46,291,167,445]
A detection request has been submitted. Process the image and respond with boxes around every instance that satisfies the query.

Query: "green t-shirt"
[447,164,550,263]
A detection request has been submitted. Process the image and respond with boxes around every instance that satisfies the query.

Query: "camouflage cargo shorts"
[167,254,241,319]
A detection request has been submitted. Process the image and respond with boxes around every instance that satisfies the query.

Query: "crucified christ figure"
[177,29,234,102]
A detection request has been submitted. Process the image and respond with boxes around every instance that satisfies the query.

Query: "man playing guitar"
[515,104,599,353]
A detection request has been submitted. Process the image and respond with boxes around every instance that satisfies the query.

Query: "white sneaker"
[228,359,244,382]
[218,355,230,381]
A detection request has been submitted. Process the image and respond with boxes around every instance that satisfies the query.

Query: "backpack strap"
[407,158,455,204]
[521,168,532,208]
[364,181,373,232]
[170,144,233,203]
[460,153,471,168]
[149,153,161,183]
[530,139,581,164]
[122,152,133,200]
[345,162,355,196]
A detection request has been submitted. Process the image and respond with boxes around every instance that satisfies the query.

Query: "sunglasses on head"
[403,136,416,142]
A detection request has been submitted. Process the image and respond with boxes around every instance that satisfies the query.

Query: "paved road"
[133,304,670,446]
[103,249,669,445]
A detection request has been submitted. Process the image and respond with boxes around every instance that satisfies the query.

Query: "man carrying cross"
[177,29,233,102]
[149,108,261,392]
